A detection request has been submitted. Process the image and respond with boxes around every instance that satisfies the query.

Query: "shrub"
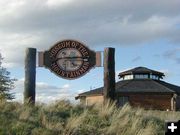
[0,100,180,135]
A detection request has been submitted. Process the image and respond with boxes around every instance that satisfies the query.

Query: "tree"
[0,53,16,100]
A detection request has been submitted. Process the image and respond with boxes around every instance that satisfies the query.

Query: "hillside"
[0,100,180,135]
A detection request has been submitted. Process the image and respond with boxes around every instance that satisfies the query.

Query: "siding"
[117,93,172,110]
[86,95,103,106]
[81,93,173,111]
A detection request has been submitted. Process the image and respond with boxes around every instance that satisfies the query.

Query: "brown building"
[75,67,180,111]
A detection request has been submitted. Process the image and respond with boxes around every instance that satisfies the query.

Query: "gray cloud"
[0,0,180,67]
[132,56,141,62]
[163,49,177,58]
[13,78,77,103]
[163,48,180,64]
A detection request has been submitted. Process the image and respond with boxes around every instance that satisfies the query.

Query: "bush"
[0,100,180,135]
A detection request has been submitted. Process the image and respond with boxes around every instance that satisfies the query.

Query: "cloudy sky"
[0,0,180,103]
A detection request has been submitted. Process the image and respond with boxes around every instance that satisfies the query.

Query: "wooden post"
[24,48,36,105]
[103,48,115,102]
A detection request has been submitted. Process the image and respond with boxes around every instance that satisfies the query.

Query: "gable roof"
[75,79,180,99]
[118,67,165,78]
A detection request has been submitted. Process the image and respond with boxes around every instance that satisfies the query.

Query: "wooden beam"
[103,48,115,102]
[24,48,36,105]
[38,51,44,67]
[95,51,102,67]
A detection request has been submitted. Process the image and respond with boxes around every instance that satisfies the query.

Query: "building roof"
[116,79,176,93]
[77,88,103,97]
[76,79,180,99]
[118,67,165,78]
[75,67,180,99]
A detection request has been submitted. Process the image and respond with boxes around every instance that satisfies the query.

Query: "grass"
[0,100,180,135]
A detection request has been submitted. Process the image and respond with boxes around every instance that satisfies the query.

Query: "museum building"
[75,67,180,111]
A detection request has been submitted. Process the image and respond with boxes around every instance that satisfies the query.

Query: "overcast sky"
[0,0,180,103]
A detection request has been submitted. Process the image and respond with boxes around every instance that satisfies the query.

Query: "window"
[124,75,133,80]
[150,75,159,80]
[134,74,148,79]
[118,96,129,106]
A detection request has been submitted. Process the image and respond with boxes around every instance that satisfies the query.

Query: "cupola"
[118,67,165,80]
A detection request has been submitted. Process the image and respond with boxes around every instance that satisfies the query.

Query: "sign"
[39,39,97,79]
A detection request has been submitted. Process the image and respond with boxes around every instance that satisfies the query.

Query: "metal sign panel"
[39,39,96,80]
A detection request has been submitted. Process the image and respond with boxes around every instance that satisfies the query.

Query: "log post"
[103,48,115,102]
[24,48,36,105]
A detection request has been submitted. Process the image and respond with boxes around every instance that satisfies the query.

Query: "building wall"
[79,97,86,104]
[176,96,180,110]
[118,93,172,110]
[80,93,173,110]
[85,95,103,106]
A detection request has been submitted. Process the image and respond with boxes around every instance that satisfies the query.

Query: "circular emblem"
[45,39,95,79]
[56,48,83,71]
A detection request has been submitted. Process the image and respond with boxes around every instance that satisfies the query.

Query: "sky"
[0,0,180,103]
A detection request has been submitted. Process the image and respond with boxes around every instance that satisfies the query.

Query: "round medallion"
[56,48,83,71]
[44,39,95,79]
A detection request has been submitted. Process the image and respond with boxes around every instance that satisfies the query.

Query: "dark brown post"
[24,48,36,105]
[103,48,115,102]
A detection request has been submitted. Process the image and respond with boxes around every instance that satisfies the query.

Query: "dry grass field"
[0,100,180,135]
